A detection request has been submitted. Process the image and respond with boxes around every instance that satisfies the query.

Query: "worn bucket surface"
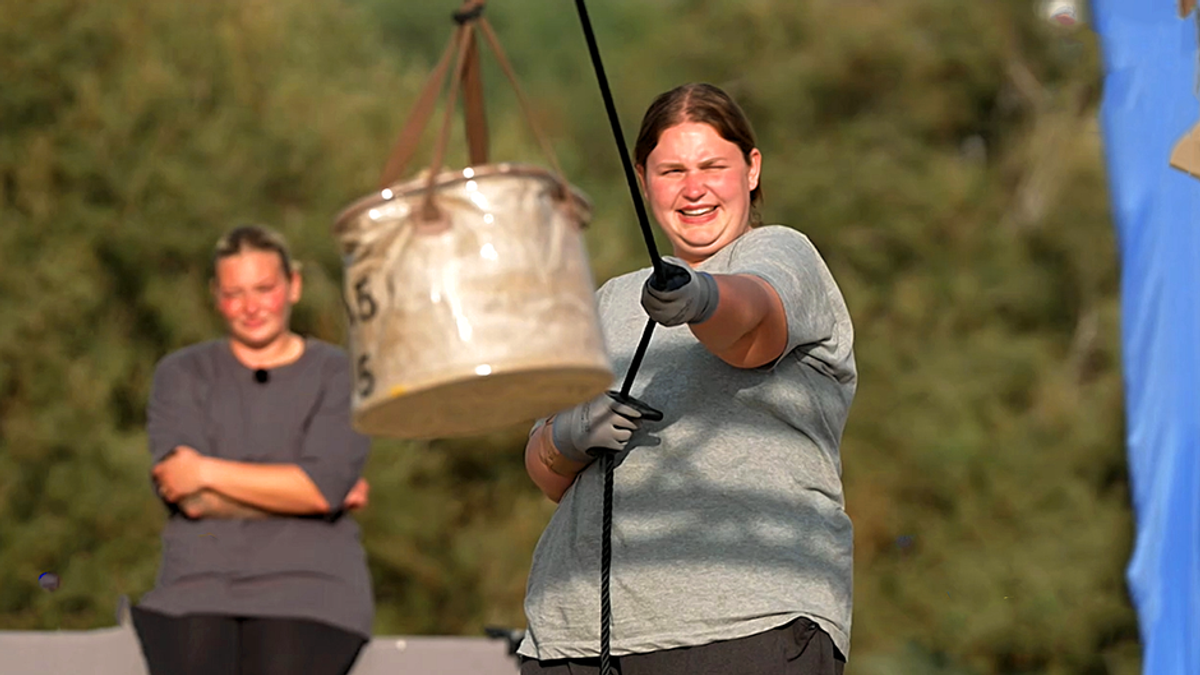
[333,163,613,439]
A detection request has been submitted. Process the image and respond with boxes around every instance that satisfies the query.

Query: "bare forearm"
[690,274,787,367]
[525,421,587,503]
[178,489,273,519]
[201,459,329,515]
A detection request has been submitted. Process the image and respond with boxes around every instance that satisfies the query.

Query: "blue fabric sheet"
[1092,1,1200,672]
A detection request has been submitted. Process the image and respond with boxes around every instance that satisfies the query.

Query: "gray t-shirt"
[518,226,857,661]
[136,338,374,639]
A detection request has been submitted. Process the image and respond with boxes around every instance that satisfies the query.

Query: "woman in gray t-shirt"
[132,225,374,675]
[519,84,856,675]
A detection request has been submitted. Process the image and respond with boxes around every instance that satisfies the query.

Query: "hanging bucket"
[333,164,612,439]
[332,1,613,438]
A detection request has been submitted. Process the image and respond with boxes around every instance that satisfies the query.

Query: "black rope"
[620,320,657,399]
[570,2,692,675]
[599,450,616,675]
[571,0,666,285]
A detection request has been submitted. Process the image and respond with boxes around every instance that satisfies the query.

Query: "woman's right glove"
[641,257,719,327]
[551,392,645,462]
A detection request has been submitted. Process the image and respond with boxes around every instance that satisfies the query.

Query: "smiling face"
[212,250,301,350]
[638,122,762,265]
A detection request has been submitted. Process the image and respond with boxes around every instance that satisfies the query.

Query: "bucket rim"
[332,163,593,235]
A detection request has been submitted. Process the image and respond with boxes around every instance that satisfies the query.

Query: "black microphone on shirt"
[254,369,269,384]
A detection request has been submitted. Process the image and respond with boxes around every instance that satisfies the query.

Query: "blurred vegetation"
[0,0,1138,672]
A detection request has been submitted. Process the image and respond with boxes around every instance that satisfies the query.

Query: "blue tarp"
[1092,1,1200,672]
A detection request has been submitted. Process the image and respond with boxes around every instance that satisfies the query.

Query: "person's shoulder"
[730,225,825,262]
[598,266,652,290]
[745,224,816,247]
[155,340,223,379]
[305,338,351,365]
[597,265,648,285]
[304,339,354,381]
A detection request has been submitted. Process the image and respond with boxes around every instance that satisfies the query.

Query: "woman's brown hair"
[211,224,297,280]
[633,83,763,224]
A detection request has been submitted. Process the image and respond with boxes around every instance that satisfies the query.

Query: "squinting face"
[213,250,301,349]
[639,121,761,264]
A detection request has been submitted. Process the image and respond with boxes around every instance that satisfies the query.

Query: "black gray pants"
[519,616,846,675]
[131,606,367,675]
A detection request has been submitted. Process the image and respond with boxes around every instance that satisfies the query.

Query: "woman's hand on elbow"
[342,478,369,511]
[152,446,211,503]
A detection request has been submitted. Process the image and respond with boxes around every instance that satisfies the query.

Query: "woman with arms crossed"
[518,83,856,675]
[134,225,374,675]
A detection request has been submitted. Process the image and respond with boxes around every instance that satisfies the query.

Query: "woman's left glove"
[641,257,720,326]
[551,392,644,461]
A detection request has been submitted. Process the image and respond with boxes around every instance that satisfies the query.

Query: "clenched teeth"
[679,206,716,216]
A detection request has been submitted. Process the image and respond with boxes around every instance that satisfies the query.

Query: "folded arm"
[178,489,272,519]
[177,476,369,520]
[197,457,331,515]
[147,351,370,520]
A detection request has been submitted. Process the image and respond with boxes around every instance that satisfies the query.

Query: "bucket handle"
[376,1,574,217]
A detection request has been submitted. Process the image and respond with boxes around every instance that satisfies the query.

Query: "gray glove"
[641,257,720,327]
[551,393,644,462]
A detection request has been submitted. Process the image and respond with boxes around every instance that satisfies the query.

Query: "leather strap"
[419,19,477,219]
[378,0,489,190]
[476,18,566,183]
[461,32,489,167]
[377,26,461,190]
[376,0,570,209]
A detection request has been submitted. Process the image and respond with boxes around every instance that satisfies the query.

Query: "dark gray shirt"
[137,338,374,639]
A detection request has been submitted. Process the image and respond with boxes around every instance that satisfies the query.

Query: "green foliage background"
[0,0,1138,672]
